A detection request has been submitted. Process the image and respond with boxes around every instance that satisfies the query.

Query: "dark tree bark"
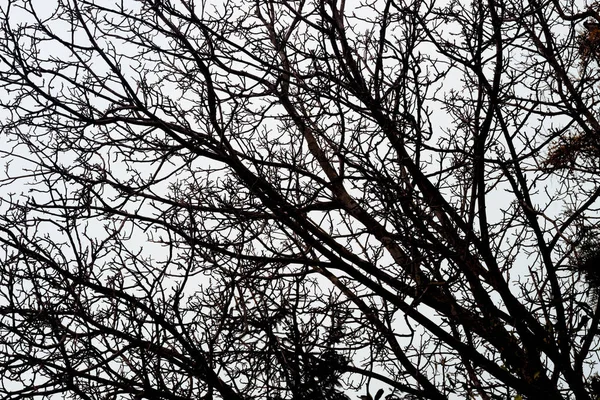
[0,0,598,399]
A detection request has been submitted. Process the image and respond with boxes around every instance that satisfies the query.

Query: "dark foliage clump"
[578,20,600,67]
[543,133,598,171]
[571,225,600,301]
[588,374,600,399]
[300,349,349,400]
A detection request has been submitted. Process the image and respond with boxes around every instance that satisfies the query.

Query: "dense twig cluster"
[0,0,599,399]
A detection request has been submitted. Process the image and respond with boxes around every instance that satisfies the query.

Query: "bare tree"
[0,0,599,399]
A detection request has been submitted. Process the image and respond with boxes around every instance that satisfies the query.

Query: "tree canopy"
[0,0,599,399]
